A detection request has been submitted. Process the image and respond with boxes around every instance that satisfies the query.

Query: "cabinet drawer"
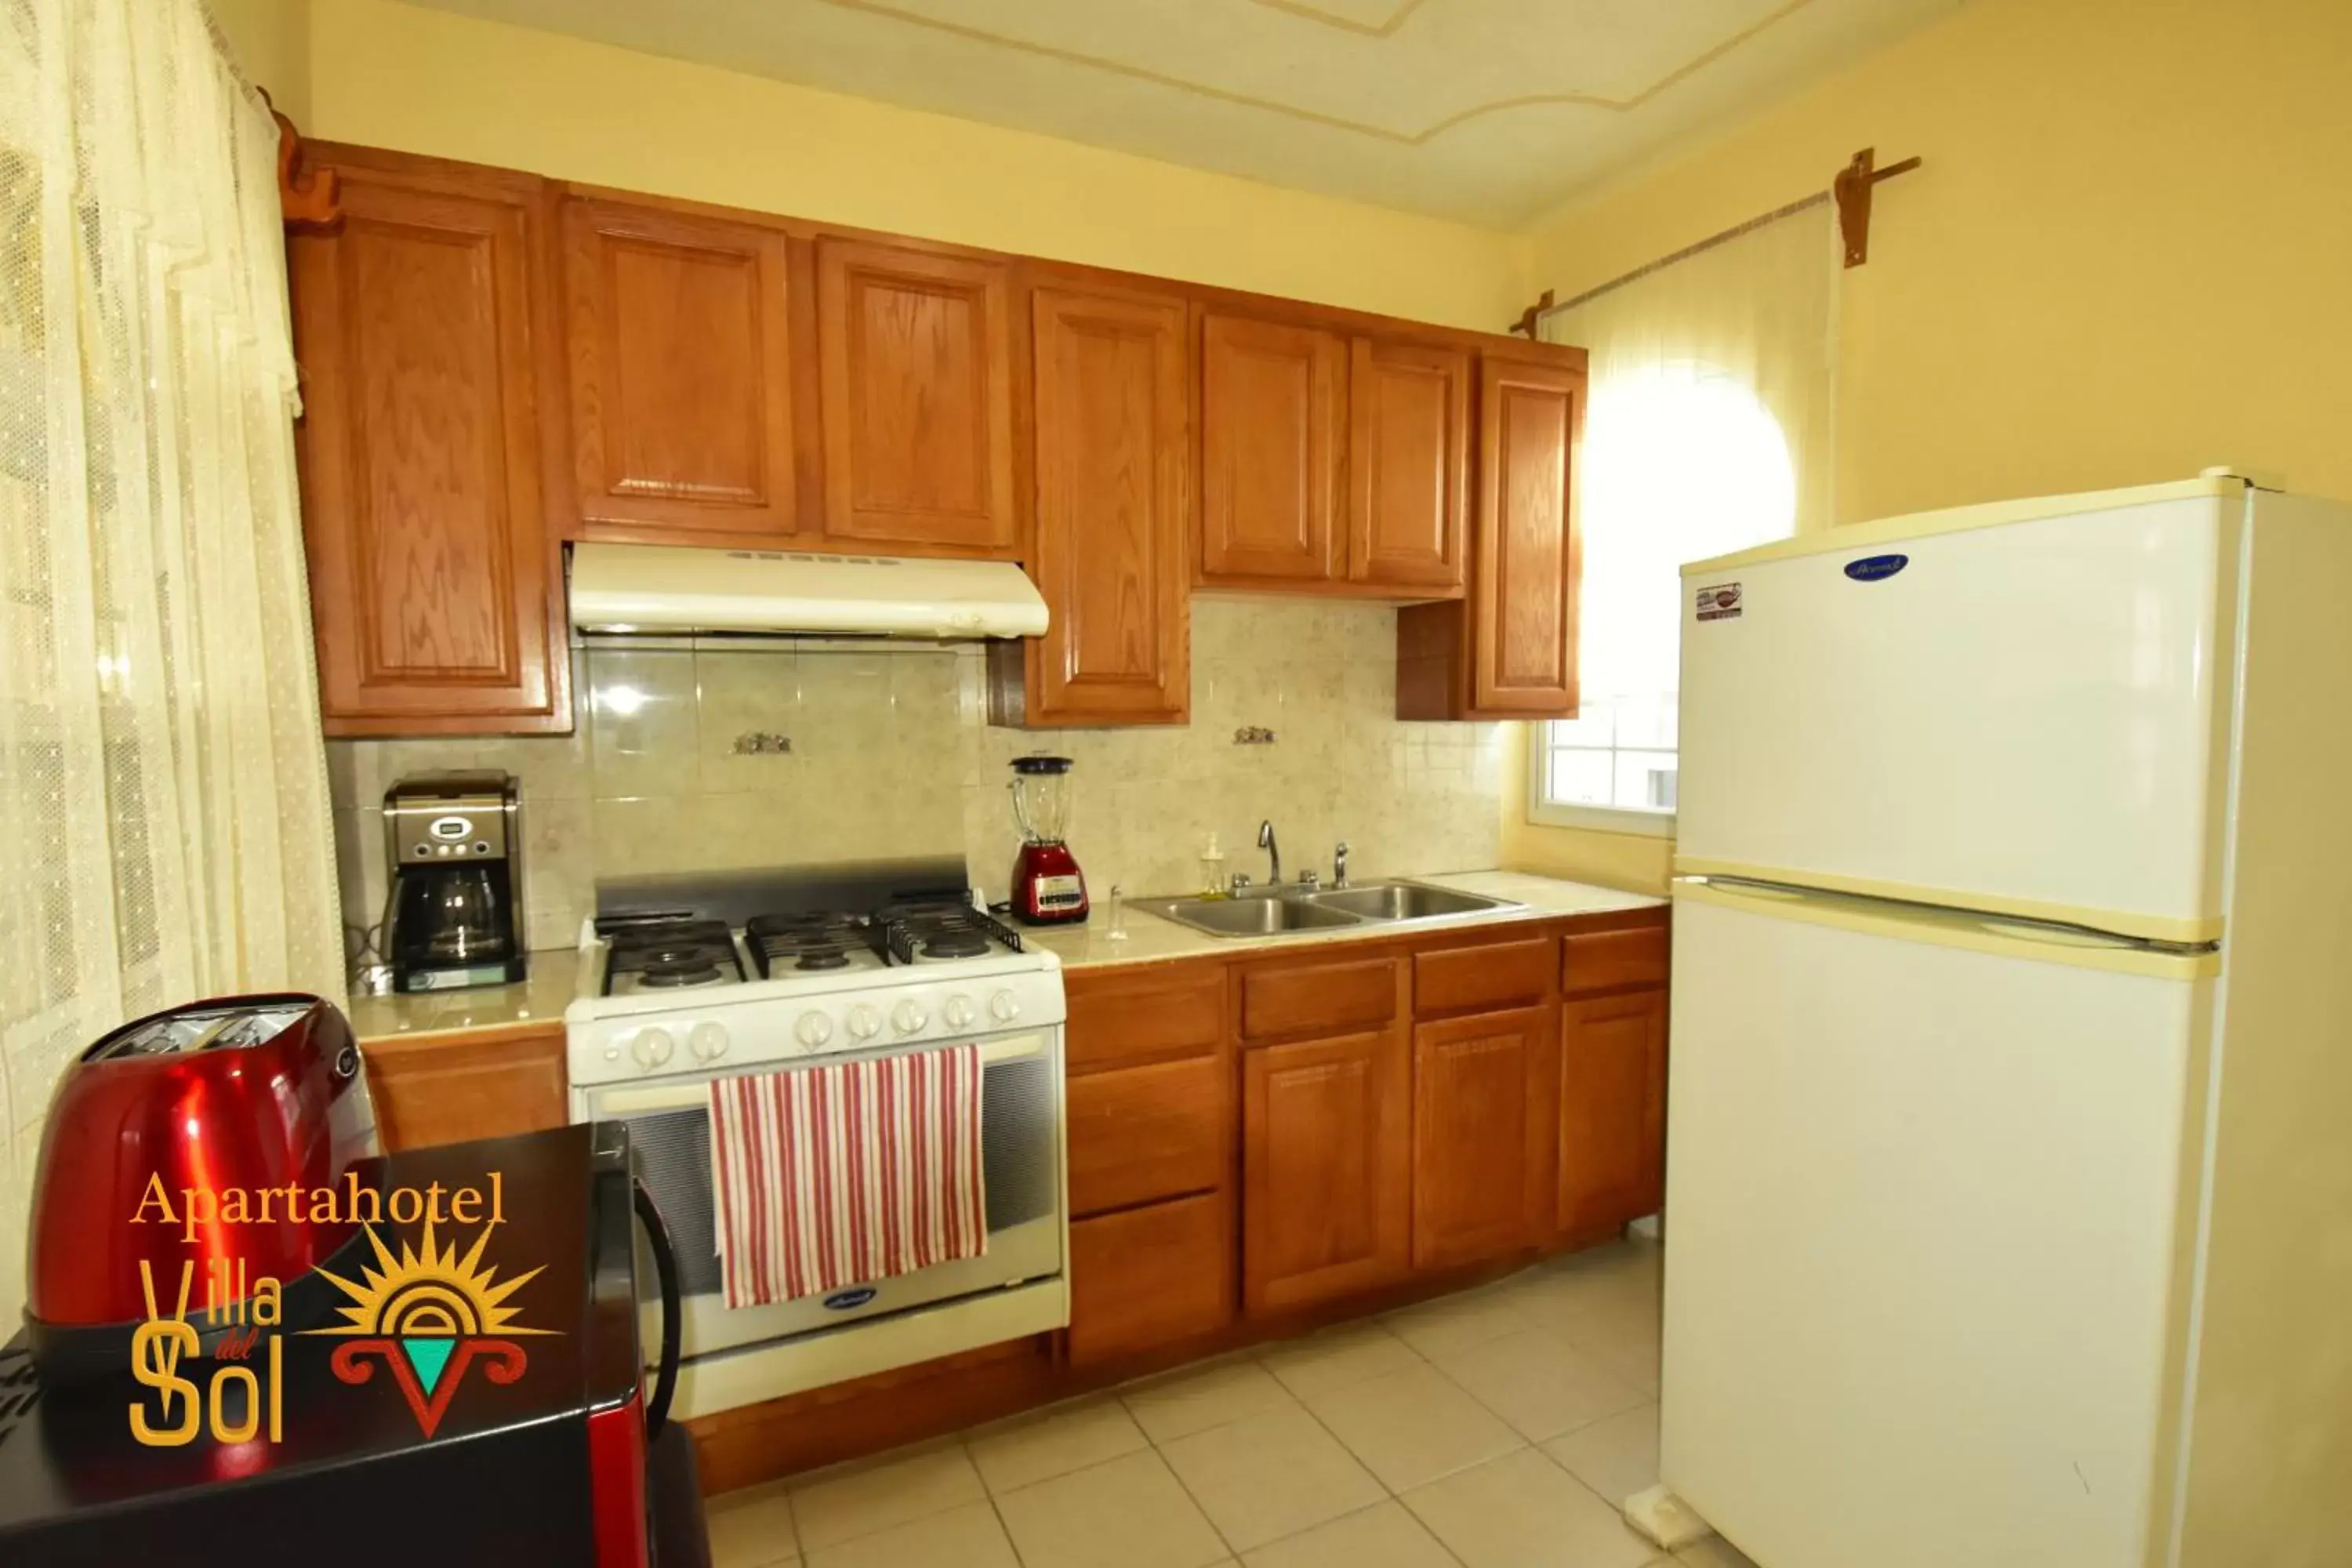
[1068,1192,1234,1367]
[1242,956,1400,1040]
[1068,1056,1227,1218]
[1066,964,1225,1072]
[1562,927,1668,996]
[1414,936,1554,1016]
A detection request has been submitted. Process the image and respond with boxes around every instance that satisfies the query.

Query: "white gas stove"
[562,866,1068,1419]
[563,898,1065,1086]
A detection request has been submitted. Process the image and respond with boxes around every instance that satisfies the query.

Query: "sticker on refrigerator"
[1693,583,1743,622]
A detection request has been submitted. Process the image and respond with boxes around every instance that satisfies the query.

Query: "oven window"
[619,1052,1059,1299]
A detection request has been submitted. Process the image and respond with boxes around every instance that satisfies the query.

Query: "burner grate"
[878,904,1025,965]
[600,916,745,994]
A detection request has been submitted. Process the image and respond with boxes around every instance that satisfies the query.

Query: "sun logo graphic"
[304,1221,555,1437]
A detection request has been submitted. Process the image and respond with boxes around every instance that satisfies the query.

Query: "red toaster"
[22,994,379,1383]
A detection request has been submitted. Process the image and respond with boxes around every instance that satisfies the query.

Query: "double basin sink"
[1129,880,1521,938]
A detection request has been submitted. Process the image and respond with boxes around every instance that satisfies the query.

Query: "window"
[1530,361,1798,834]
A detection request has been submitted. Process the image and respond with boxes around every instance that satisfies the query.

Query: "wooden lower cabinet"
[360,1024,568,1152]
[1411,1003,1556,1270]
[1067,1054,1226,1218]
[1556,987,1668,1233]
[1241,1026,1412,1314]
[1067,1192,1234,1367]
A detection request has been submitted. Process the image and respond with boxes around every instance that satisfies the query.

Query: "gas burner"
[597,914,746,995]
[795,948,851,972]
[920,931,989,960]
[640,960,723,989]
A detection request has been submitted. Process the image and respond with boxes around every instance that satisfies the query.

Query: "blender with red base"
[1007,756,1088,924]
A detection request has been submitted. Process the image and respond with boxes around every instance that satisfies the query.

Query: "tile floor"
[704,1237,1762,1568]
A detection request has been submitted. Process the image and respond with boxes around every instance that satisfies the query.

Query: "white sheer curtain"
[0,0,343,1326]
[1533,203,1838,831]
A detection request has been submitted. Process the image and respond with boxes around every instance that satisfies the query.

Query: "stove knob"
[942,994,977,1031]
[847,1004,882,1040]
[688,1021,730,1062]
[630,1026,676,1070]
[989,989,1020,1024]
[794,1011,834,1051]
[891,999,928,1036]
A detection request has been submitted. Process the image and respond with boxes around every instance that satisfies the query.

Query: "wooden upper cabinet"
[1473,356,1584,712]
[995,287,1189,726]
[1348,339,1468,592]
[1412,1004,1557,1271]
[1199,314,1345,585]
[815,241,1018,555]
[1241,1025,1412,1315]
[289,158,570,736]
[561,198,797,539]
[1558,986,1668,1236]
[1396,353,1586,720]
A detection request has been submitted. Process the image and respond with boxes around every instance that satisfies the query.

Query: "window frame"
[1525,728,1677,837]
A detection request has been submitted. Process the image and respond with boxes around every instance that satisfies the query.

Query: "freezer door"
[1677,491,2238,941]
[1661,884,2208,1568]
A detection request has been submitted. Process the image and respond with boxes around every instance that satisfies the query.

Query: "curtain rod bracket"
[263,89,342,230]
[1508,144,1922,331]
[1834,146,1922,269]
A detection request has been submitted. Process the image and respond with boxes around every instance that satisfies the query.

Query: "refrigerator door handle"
[1675,877,2220,981]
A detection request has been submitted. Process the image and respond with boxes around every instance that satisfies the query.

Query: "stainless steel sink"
[1130,880,1519,938]
[1141,895,1367,936]
[1301,883,1513,920]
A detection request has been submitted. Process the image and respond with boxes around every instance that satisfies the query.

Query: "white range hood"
[568,542,1047,640]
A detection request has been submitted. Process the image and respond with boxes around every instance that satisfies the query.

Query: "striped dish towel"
[706,1044,986,1308]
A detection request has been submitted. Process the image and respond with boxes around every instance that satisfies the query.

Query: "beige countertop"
[346,957,579,1044]
[1024,869,1665,971]
[344,873,1664,1036]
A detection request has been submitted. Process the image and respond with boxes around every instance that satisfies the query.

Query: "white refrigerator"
[1658,475,2352,1568]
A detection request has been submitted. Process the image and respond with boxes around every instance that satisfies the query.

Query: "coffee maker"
[383,772,527,992]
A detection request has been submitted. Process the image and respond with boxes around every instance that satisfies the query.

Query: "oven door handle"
[594,1035,1054,1115]
[633,1176,683,1438]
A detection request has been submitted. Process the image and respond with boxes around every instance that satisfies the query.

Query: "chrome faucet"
[1258,819,1281,885]
[1333,840,1351,889]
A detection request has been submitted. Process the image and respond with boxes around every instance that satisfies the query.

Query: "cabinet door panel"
[1067,1054,1228,1218]
[1558,988,1668,1232]
[1021,287,1189,723]
[1069,1193,1235,1367]
[1242,1028,1411,1313]
[1065,961,1225,1072]
[1348,339,1468,590]
[290,168,568,734]
[362,1026,568,1152]
[1474,358,1584,713]
[563,199,797,535]
[1241,956,1400,1041]
[817,241,1017,553]
[1200,314,1344,583]
[1413,1004,1555,1270]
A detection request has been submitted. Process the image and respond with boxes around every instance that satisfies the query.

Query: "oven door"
[580,1029,1065,1363]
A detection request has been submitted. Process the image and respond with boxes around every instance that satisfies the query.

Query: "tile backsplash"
[326,599,1503,960]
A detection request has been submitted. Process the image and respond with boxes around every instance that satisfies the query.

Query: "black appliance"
[383,772,528,993]
[0,1123,702,1567]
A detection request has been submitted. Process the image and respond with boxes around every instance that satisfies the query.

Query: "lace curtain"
[0,0,343,1327]
[1530,204,1838,830]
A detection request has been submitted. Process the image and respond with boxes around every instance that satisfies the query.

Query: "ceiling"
[400,0,1963,227]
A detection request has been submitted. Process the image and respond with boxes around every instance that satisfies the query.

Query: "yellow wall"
[303,0,1530,331]
[209,0,312,125]
[1504,0,2352,892]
